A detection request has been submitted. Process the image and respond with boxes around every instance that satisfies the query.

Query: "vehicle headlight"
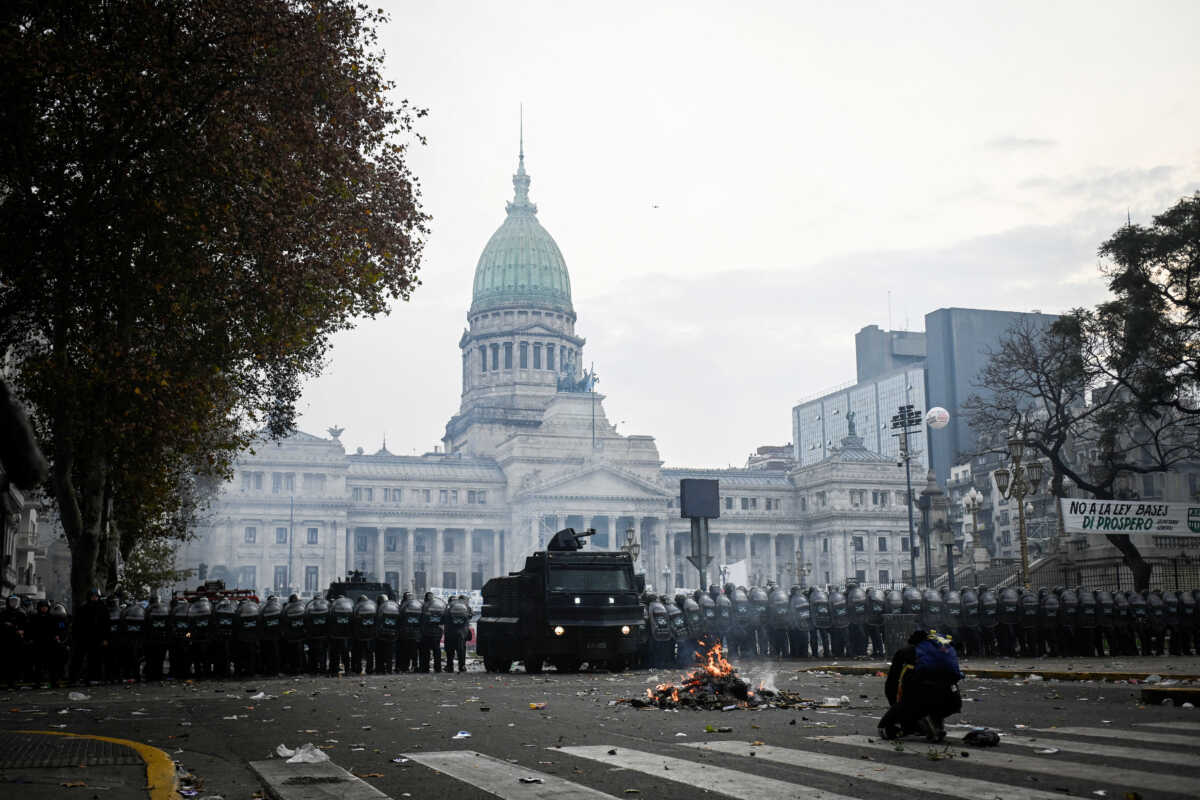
[553,625,565,636]
[620,625,631,635]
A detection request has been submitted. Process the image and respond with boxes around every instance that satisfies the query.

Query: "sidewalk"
[802,654,1200,682]
[0,731,179,800]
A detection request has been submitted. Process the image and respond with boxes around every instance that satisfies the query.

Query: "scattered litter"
[607,749,618,755]
[250,692,273,701]
[529,703,547,710]
[1025,675,1043,682]
[519,777,544,784]
[67,692,90,701]
[819,696,851,708]
[1182,702,1195,709]
[1093,792,1107,797]
[1013,724,1028,729]
[717,726,732,733]
[675,733,687,737]
[61,781,87,788]
[285,743,330,763]
[356,773,384,779]
[1035,748,1060,755]
[391,757,410,764]
[1145,674,1162,684]
[275,744,295,758]
[452,731,472,739]
[963,729,1000,747]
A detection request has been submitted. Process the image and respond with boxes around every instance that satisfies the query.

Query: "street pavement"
[2,656,1199,800]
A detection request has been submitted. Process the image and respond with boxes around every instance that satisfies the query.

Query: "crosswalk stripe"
[683,740,1070,800]
[1003,733,1199,765]
[403,751,616,800]
[812,735,1200,795]
[558,744,857,800]
[1030,725,1198,747]
[1133,721,1200,731]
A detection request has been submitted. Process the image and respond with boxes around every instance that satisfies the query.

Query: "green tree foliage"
[0,0,427,608]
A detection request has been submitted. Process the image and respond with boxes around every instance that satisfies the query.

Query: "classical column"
[403,528,414,595]
[767,533,777,586]
[333,520,345,586]
[374,527,385,583]
[432,529,444,589]
[490,529,500,582]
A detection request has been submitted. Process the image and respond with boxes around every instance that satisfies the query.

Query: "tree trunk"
[53,445,109,613]
[1107,533,1152,591]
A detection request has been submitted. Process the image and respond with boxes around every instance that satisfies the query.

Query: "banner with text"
[1060,498,1200,536]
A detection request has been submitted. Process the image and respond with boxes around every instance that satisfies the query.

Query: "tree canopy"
[0,0,427,607]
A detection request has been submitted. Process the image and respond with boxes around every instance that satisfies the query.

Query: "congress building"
[181,146,918,598]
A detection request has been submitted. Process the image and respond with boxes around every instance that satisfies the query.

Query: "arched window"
[533,343,542,369]
[479,346,487,373]
[519,341,528,369]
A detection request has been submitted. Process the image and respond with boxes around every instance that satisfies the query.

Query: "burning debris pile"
[625,642,823,711]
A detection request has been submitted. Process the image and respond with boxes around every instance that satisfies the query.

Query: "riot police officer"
[766,584,791,658]
[1035,587,1057,657]
[351,594,378,674]
[680,592,704,664]
[1180,590,1198,655]
[104,597,124,682]
[788,587,811,659]
[999,587,1022,656]
[1162,590,1181,656]
[187,595,213,678]
[1128,590,1149,655]
[2,595,27,689]
[845,584,868,656]
[1112,590,1133,655]
[648,594,673,667]
[233,597,261,676]
[398,592,422,672]
[144,595,170,680]
[443,594,471,673]
[1076,587,1098,657]
[70,589,109,684]
[748,586,769,656]
[714,589,733,651]
[978,586,999,656]
[666,595,689,666]
[730,587,755,658]
[958,586,979,658]
[419,592,445,673]
[808,586,832,658]
[828,586,849,657]
[168,595,191,678]
[259,595,283,675]
[377,593,401,673]
[281,594,308,674]
[920,588,942,639]
[211,596,236,677]
[1056,587,1078,657]
[864,588,886,657]
[327,594,353,675]
[29,599,63,687]
[304,595,330,674]
[1146,590,1166,656]
[1094,589,1115,657]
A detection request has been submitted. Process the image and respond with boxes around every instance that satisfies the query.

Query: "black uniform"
[144,598,170,680]
[1,597,27,688]
[70,593,110,683]
[397,594,422,672]
[442,596,471,672]
[418,594,445,673]
[878,630,963,741]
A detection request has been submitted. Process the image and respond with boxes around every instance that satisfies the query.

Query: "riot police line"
[0,589,476,688]
[632,582,1200,668]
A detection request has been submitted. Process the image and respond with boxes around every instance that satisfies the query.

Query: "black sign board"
[680,478,720,519]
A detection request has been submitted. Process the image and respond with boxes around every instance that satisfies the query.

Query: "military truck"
[326,570,396,603]
[477,528,645,674]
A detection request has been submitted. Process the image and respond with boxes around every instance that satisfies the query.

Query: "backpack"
[914,632,962,680]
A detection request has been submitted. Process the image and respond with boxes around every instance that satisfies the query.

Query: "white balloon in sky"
[925,407,950,430]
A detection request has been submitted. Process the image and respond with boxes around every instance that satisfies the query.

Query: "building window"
[271,472,295,494]
[439,489,449,505]
[477,490,487,505]
[386,534,398,552]
[741,497,749,510]
[901,536,910,552]
[414,571,426,591]
[471,535,483,554]
[879,569,890,584]
[533,343,542,369]
[352,487,362,502]
[468,490,476,504]
[519,341,528,368]
[479,346,487,373]
[443,572,457,589]
[385,571,400,593]
[274,566,288,590]
[503,342,513,369]
[393,487,403,503]
[423,489,431,504]
[241,566,256,589]
[852,535,864,552]
[307,527,319,545]
[302,473,326,494]
[822,538,829,553]
[800,497,807,511]
[444,537,454,554]
[490,344,499,371]
[825,571,830,584]
[471,571,484,590]
[276,527,288,545]
[415,537,426,553]
[304,566,319,592]
[356,533,368,552]
[546,345,554,370]
[878,536,888,552]
[855,569,866,583]
[244,526,257,544]
[451,490,459,505]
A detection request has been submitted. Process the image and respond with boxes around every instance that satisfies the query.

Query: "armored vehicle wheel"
[552,658,581,673]
[523,654,544,674]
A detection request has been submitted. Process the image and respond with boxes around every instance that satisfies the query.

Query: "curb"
[17,730,180,800]
[800,664,1200,683]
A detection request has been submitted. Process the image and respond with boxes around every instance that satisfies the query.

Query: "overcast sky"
[296,0,1200,468]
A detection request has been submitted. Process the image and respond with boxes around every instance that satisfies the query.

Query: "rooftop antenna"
[519,103,524,162]
[1127,208,1132,226]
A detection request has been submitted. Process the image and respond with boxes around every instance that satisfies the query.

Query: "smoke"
[747,667,777,693]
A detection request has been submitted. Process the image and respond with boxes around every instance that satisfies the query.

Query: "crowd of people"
[638,582,1200,668]
[3,580,1197,689]
[0,588,474,689]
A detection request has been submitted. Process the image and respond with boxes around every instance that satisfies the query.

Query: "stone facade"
[180,148,917,597]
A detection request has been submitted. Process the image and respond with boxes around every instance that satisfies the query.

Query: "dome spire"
[508,105,535,215]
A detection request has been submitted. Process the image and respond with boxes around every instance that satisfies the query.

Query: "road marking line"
[811,735,1200,795]
[250,758,388,800]
[1132,721,1200,731]
[1029,726,1198,746]
[403,751,615,799]
[685,740,1080,800]
[994,734,1194,765]
[18,729,179,800]
[558,744,858,800]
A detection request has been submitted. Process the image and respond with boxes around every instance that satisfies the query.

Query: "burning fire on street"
[625,641,820,711]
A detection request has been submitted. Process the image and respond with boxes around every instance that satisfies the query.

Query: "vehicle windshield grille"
[548,567,632,592]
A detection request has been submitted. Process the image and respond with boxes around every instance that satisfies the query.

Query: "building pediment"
[515,463,671,502]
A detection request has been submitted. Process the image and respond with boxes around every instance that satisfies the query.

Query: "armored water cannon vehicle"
[477,527,644,674]
[326,569,395,605]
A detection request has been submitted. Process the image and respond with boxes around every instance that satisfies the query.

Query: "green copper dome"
[470,151,573,316]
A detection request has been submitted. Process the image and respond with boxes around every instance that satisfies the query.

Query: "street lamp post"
[620,527,641,563]
[992,437,1045,588]
[796,559,813,590]
[891,402,924,585]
